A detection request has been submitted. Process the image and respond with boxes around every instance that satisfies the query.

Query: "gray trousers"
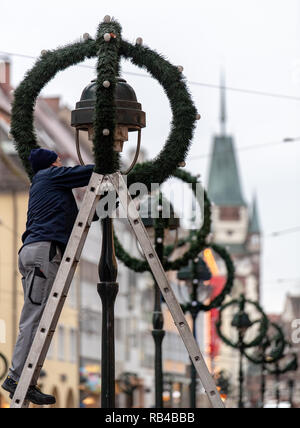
[9,241,62,384]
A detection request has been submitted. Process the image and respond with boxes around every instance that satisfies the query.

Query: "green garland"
[244,322,285,365]
[11,17,197,184]
[115,169,234,311]
[267,353,298,375]
[93,20,122,175]
[115,169,211,272]
[181,243,235,312]
[216,298,269,350]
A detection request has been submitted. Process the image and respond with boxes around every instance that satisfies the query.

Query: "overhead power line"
[266,226,300,238]
[188,138,300,161]
[1,50,300,102]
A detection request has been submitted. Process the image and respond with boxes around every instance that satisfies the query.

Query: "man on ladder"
[1,148,94,406]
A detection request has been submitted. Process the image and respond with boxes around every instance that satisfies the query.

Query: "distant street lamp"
[244,321,285,408]
[177,256,212,408]
[117,372,139,408]
[216,295,269,409]
[231,296,252,409]
[288,379,295,409]
[267,342,298,409]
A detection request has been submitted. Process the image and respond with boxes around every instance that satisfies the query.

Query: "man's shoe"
[1,376,56,406]
[1,376,18,397]
[26,386,56,406]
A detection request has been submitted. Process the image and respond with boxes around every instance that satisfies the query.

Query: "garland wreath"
[114,169,235,311]
[267,342,298,376]
[216,298,269,350]
[0,352,8,381]
[244,322,285,365]
[10,17,198,186]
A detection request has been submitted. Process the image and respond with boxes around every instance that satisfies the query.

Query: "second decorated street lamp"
[177,256,212,408]
[140,192,180,408]
[216,295,269,409]
[72,77,146,408]
[231,296,252,409]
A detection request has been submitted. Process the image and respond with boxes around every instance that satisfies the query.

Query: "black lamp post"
[141,193,180,408]
[288,379,295,408]
[267,342,298,409]
[177,256,212,408]
[231,295,252,409]
[216,295,269,409]
[71,78,146,408]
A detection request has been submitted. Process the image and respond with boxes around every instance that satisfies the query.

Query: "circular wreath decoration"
[244,322,285,365]
[180,243,235,312]
[115,169,235,311]
[114,169,211,273]
[0,352,8,381]
[267,342,298,376]
[11,17,197,186]
[216,297,269,350]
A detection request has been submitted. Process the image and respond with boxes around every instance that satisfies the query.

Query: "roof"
[207,76,246,207]
[0,148,29,192]
[207,135,246,206]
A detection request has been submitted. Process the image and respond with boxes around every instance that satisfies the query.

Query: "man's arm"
[50,165,95,189]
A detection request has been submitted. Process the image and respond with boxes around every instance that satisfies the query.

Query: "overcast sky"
[1,0,300,313]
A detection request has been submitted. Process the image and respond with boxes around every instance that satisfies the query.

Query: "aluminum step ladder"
[10,172,224,409]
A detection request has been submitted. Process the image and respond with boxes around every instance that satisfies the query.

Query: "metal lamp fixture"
[177,258,212,284]
[231,295,252,335]
[71,77,146,172]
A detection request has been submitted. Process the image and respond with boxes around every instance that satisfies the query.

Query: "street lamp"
[140,192,180,408]
[216,295,269,409]
[231,296,252,409]
[267,341,298,409]
[117,372,139,408]
[71,77,146,408]
[177,256,212,408]
[288,378,295,409]
[244,321,285,408]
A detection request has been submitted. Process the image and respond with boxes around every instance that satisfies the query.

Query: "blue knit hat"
[29,148,58,173]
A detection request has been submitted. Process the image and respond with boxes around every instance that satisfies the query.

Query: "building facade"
[206,82,262,407]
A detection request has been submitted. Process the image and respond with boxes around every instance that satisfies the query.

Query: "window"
[219,207,240,221]
[58,325,65,361]
[69,329,77,363]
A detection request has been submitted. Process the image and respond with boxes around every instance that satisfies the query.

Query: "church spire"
[220,71,227,136]
[207,70,246,207]
[249,194,261,235]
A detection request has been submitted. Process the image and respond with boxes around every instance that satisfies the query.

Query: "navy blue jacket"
[22,165,94,251]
